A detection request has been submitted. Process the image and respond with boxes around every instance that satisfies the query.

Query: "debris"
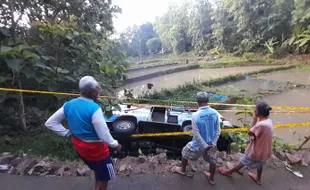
[274,150,287,161]
[27,160,52,176]
[119,164,127,172]
[0,164,10,173]
[0,155,14,164]
[298,135,310,150]
[301,160,308,167]
[137,156,146,163]
[157,153,167,165]
[217,158,224,164]
[285,166,303,178]
[15,160,29,175]
[225,162,234,169]
[286,153,302,165]
[2,152,11,156]
[55,166,68,176]
[217,151,227,160]
[77,166,91,176]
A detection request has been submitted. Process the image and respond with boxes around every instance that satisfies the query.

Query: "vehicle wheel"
[182,124,193,136]
[112,120,136,135]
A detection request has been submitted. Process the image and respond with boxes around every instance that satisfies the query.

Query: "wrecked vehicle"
[104,104,239,158]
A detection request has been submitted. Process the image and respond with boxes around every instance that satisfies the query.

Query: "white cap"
[79,76,100,94]
[197,91,209,102]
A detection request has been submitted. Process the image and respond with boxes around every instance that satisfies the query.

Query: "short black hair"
[256,103,272,117]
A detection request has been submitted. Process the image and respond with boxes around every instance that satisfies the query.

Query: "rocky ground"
[1,149,310,178]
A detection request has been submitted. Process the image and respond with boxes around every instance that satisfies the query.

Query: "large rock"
[286,153,302,165]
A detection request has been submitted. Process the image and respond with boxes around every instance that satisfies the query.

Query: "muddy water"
[216,77,281,96]
[257,72,310,85]
[219,88,310,147]
[119,65,277,97]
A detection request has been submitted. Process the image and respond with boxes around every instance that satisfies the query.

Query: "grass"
[130,54,280,71]
[199,56,279,68]
[0,131,78,161]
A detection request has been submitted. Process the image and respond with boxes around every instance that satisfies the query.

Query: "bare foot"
[203,171,215,185]
[171,166,185,176]
[248,173,262,185]
[218,167,232,176]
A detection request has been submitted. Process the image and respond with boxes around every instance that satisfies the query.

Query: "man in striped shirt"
[45,76,121,190]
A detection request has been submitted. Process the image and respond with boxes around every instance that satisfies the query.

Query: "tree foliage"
[118,23,157,57]
[118,0,310,55]
[0,0,127,130]
[146,38,162,55]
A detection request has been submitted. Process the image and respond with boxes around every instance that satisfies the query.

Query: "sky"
[112,0,185,33]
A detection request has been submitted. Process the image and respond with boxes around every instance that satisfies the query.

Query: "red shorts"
[71,136,110,161]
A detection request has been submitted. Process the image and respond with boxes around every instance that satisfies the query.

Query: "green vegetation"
[0,0,127,131]
[119,0,310,58]
[0,132,77,161]
[200,56,264,68]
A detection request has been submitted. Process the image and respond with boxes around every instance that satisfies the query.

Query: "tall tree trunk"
[9,0,27,130]
[17,75,27,131]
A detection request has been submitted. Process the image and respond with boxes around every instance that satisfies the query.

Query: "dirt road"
[1,167,309,190]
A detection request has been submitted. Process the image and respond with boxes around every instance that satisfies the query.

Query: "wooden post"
[298,135,310,150]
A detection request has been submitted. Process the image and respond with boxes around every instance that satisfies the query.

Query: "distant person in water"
[172,92,221,185]
[45,76,121,190]
[219,103,274,185]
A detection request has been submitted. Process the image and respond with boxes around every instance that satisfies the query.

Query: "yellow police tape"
[130,122,310,137]
[1,87,310,111]
[128,103,310,114]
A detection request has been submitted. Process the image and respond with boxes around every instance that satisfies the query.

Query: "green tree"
[187,0,213,51]
[292,0,310,27]
[146,38,162,55]
[0,0,127,130]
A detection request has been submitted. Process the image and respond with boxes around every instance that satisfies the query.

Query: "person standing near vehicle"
[172,92,221,185]
[218,103,273,185]
[45,76,121,190]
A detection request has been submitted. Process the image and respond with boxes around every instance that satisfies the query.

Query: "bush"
[243,53,254,62]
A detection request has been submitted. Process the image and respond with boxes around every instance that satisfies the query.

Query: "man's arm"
[192,114,208,150]
[212,114,221,146]
[248,123,262,140]
[45,106,71,137]
[92,108,119,148]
